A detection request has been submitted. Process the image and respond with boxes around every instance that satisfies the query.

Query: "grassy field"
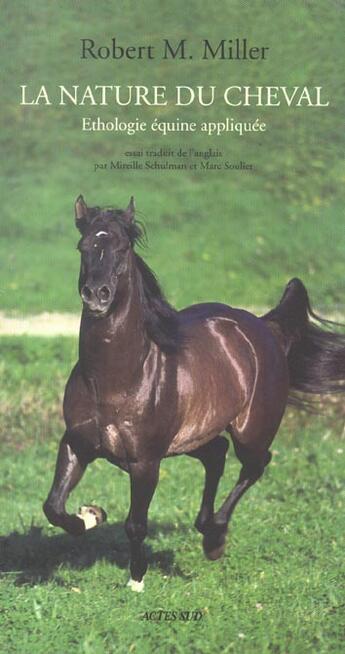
[0,338,344,654]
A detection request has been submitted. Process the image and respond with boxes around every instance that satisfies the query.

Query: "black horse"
[43,196,345,591]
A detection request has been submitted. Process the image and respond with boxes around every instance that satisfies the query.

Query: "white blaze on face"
[95,232,108,260]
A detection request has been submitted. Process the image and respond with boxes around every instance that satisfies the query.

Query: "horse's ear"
[75,195,89,232]
[124,196,135,223]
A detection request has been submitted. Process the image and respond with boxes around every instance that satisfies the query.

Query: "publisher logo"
[141,610,204,622]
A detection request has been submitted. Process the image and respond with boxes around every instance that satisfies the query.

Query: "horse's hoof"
[77,505,107,530]
[127,577,145,592]
[204,542,226,560]
[202,529,227,560]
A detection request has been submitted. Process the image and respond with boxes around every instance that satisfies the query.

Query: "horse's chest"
[66,364,173,461]
[97,398,152,459]
[100,421,126,459]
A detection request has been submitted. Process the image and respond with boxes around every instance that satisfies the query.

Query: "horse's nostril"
[81,284,111,307]
[81,285,92,302]
[99,285,111,302]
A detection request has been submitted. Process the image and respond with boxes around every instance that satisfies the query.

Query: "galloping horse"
[44,196,345,591]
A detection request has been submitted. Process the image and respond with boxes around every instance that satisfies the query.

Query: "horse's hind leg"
[188,435,229,534]
[203,437,272,560]
[43,433,106,536]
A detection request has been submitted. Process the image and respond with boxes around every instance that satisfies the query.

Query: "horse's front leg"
[43,432,106,536]
[125,459,160,592]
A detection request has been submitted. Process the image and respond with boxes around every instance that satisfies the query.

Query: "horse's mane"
[93,207,182,354]
[134,253,182,354]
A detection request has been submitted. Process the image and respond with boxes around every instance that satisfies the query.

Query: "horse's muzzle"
[81,283,114,316]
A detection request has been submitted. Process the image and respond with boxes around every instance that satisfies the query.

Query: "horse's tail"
[262,278,345,408]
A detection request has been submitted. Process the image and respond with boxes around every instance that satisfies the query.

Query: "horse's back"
[179,301,289,402]
[178,301,283,353]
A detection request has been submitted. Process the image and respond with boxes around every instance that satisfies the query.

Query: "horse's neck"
[79,269,150,391]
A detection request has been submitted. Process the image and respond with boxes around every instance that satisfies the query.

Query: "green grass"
[1,2,344,652]
[1,0,344,314]
[0,337,344,653]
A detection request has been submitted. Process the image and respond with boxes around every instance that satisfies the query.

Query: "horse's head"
[75,195,138,317]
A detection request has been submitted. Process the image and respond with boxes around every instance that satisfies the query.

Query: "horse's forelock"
[86,206,144,246]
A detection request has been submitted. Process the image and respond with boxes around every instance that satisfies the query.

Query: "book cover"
[1,2,344,653]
